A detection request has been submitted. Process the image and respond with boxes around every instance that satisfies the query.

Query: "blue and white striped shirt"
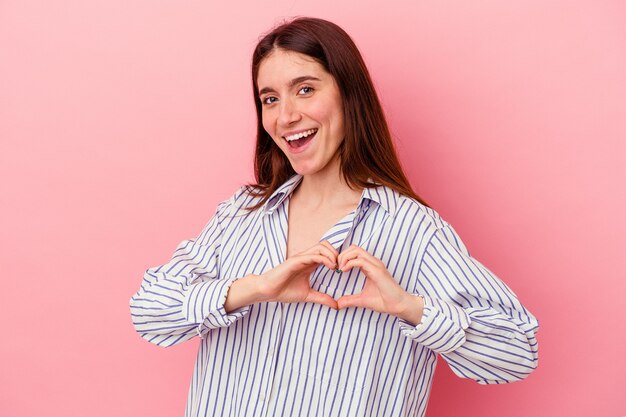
[130,174,539,417]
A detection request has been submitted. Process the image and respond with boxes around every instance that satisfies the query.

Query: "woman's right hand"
[257,240,339,309]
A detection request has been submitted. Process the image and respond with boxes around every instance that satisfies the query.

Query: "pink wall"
[1,1,624,416]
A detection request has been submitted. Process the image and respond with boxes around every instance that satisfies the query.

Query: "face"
[256,49,345,177]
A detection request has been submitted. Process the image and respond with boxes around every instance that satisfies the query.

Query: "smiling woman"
[257,49,344,175]
[129,16,539,417]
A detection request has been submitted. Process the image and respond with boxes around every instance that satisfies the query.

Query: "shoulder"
[366,183,451,234]
[214,184,266,220]
[394,192,451,231]
[395,193,469,254]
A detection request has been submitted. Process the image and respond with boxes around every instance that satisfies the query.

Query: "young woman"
[130,17,539,417]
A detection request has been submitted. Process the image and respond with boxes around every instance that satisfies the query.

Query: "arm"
[129,195,253,347]
[397,225,539,384]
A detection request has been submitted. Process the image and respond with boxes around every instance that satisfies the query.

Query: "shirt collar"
[264,174,304,214]
[360,182,399,216]
[263,174,399,216]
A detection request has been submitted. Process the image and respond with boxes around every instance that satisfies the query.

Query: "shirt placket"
[257,201,289,416]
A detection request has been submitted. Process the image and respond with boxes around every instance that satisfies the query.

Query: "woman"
[130,17,539,417]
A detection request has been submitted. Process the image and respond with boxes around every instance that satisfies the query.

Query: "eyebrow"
[258,75,322,96]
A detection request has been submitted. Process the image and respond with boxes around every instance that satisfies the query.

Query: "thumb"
[336,294,366,310]
[306,290,339,310]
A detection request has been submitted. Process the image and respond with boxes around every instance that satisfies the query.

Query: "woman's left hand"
[336,245,424,325]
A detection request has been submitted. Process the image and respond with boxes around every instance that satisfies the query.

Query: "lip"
[283,130,317,154]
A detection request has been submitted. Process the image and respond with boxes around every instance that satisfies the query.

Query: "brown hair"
[248,17,428,209]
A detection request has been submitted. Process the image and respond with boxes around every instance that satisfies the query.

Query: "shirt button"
[259,392,265,401]
[268,346,274,356]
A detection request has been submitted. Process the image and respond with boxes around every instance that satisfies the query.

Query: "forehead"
[257,49,329,87]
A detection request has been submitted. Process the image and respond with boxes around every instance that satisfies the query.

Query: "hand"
[258,241,339,310]
[336,245,422,322]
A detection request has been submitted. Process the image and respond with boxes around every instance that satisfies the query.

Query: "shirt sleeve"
[129,190,251,347]
[397,225,540,384]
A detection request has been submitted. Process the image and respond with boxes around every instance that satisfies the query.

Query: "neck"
[295,155,362,209]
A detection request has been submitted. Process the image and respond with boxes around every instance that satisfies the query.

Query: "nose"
[277,97,301,127]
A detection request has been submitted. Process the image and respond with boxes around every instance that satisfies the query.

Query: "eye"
[298,86,314,95]
[261,96,278,105]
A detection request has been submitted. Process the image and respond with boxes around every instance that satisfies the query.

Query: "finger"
[339,246,382,271]
[336,294,367,310]
[306,290,339,310]
[340,257,365,273]
[315,243,339,268]
[338,248,364,271]
[347,245,381,265]
[293,253,336,271]
[302,243,338,268]
[341,258,380,281]
[302,241,334,257]
[337,246,358,270]
[319,240,340,259]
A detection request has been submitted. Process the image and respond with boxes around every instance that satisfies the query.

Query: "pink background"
[1,1,624,416]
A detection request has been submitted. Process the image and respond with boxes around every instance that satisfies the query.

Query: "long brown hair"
[248,17,428,209]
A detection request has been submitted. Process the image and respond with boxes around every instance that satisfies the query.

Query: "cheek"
[327,112,345,140]
[261,114,283,148]
[307,101,328,121]
[310,99,343,134]
[261,107,277,133]
[261,114,271,134]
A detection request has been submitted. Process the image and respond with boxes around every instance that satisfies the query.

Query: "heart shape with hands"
[258,241,424,323]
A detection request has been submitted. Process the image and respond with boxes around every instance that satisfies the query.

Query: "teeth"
[284,129,317,142]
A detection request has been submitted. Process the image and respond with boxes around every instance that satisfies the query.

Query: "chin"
[290,160,322,176]
[291,166,315,176]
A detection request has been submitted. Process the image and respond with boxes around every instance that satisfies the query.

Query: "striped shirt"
[130,174,539,417]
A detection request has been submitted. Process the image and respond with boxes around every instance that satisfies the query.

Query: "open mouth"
[283,128,318,150]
